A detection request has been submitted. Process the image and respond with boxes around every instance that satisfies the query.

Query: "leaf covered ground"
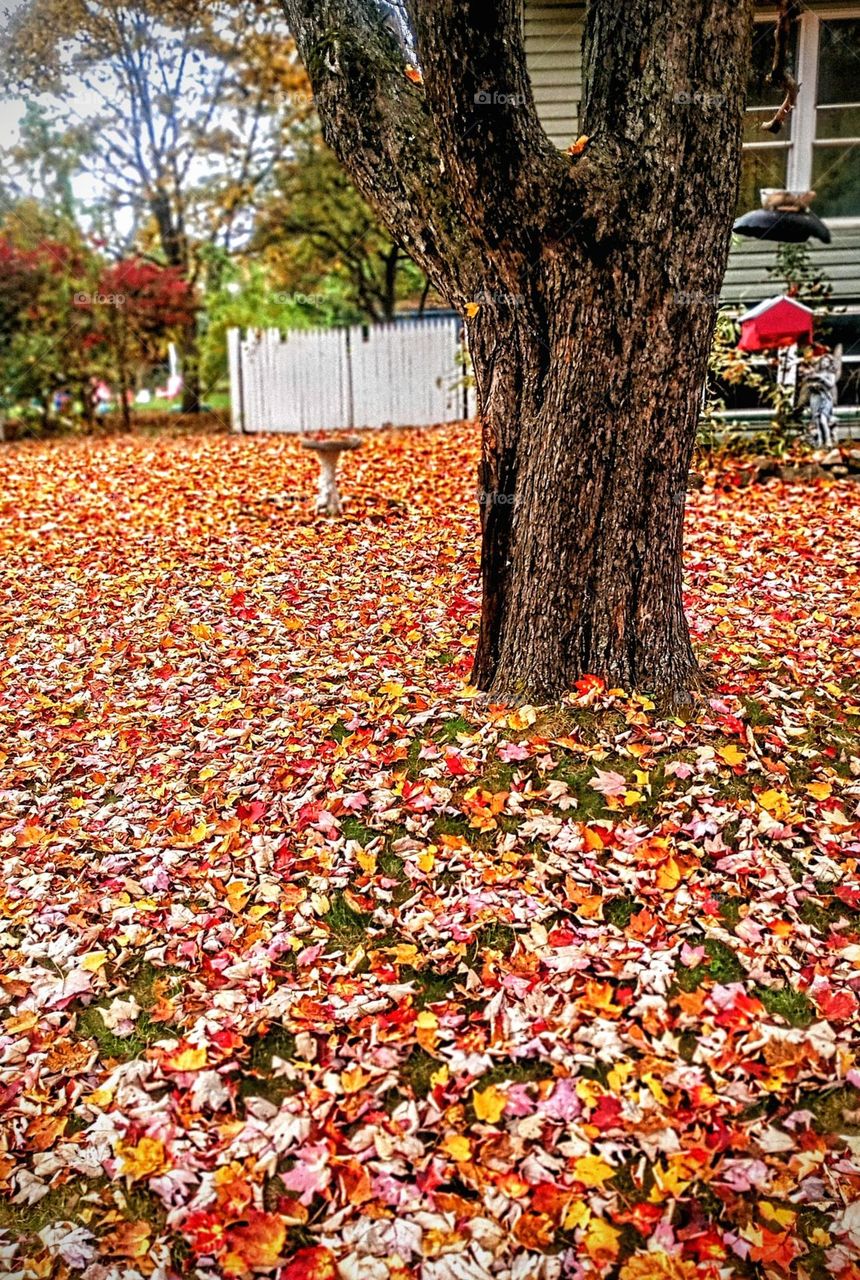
[1,424,859,1280]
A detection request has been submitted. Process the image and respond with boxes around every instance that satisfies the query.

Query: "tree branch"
[277,0,479,305]
[405,0,566,228]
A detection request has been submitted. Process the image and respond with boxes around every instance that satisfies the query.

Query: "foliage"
[703,242,836,447]
[256,135,433,325]
[1,0,312,409]
[1,0,306,266]
[0,211,103,426]
[0,423,859,1275]
[198,260,350,393]
[0,209,196,427]
[767,241,834,312]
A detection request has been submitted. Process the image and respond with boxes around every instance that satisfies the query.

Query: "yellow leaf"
[508,704,537,729]
[655,856,682,891]
[576,1078,604,1108]
[760,1201,796,1228]
[80,951,109,972]
[340,1066,368,1094]
[388,944,420,965]
[117,1137,167,1182]
[563,1201,590,1231]
[624,790,643,805]
[584,1217,621,1261]
[758,789,791,820]
[379,680,405,698]
[430,1064,449,1089]
[472,1084,506,1123]
[719,744,746,767]
[417,849,435,873]
[465,302,481,318]
[226,880,250,911]
[567,133,591,156]
[355,848,377,875]
[85,1087,114,1108]
[416,1009,439,1053]
[572,1155,615,1187]
[222,1212,287,1275]
[806,781,832,800]
[633,694,656,710]
[606,1059,633,1091]
[5,1010,39,1033]
[441,1134,472,1162]
[163,1045,207,1072]
[620,1254,700,1280]
[642,1073,669,1106]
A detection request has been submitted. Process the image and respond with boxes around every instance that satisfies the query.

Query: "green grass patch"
[76,1005,177,1062]
[465,921,517,968]
[799,894,860,935]
[0,1177,168,1248]
[470,1057,554,1092]
[801,1084,860,1135]
[400,1047,440,1099]
[755,983,815,1028]
[674,938,746,992]
[435,715,473,745]
[322,891,372,947]
[605,896,642,930]
[401,965,458,1006]
[341,815,377,846]
[237,1023,301,1107]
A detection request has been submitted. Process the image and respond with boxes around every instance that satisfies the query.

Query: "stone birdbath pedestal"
[301,435,362,516]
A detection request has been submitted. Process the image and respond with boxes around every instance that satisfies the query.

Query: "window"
[740,7,860,221]
[738,16,798,213]
[812,18,860,216]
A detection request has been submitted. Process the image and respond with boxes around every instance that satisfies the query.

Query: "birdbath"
[301,435,362,516]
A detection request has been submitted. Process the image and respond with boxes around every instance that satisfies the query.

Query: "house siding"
[523,0,860,305]
[523,2,585,148]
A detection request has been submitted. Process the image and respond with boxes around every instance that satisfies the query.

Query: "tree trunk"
[179,319,202,414]
[470,265,711,701]
[382,245,399,323]
[279,0,757,703]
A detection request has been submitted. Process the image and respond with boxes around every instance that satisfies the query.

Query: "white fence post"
[227,328,244,433]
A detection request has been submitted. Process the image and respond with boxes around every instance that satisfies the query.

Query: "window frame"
[747,3,860,225]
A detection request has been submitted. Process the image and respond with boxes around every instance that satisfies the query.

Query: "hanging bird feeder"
[737,295,814,352]
[733,189,831,245]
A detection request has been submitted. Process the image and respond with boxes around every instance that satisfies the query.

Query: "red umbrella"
[737,295,814,352]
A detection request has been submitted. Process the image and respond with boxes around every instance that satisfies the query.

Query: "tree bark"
[278,0,757,702]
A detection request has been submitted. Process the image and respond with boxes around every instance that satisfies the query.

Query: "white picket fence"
[228,317,473,434]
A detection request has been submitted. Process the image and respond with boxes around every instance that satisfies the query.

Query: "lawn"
[0,425,859,1280]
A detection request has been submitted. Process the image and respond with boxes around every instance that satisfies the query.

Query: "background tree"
[279,0,757,703]
[84,257,197,429]
[0,206,103,430]
[2,0,308,411]
[256,136,434,323]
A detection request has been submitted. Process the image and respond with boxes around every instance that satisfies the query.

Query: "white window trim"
[747,3,860,227]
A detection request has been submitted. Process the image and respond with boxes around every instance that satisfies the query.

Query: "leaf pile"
[0,425,859,1280]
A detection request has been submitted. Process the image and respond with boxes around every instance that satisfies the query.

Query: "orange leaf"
[280,1246,338,1280]
[222,1212,287,1276]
